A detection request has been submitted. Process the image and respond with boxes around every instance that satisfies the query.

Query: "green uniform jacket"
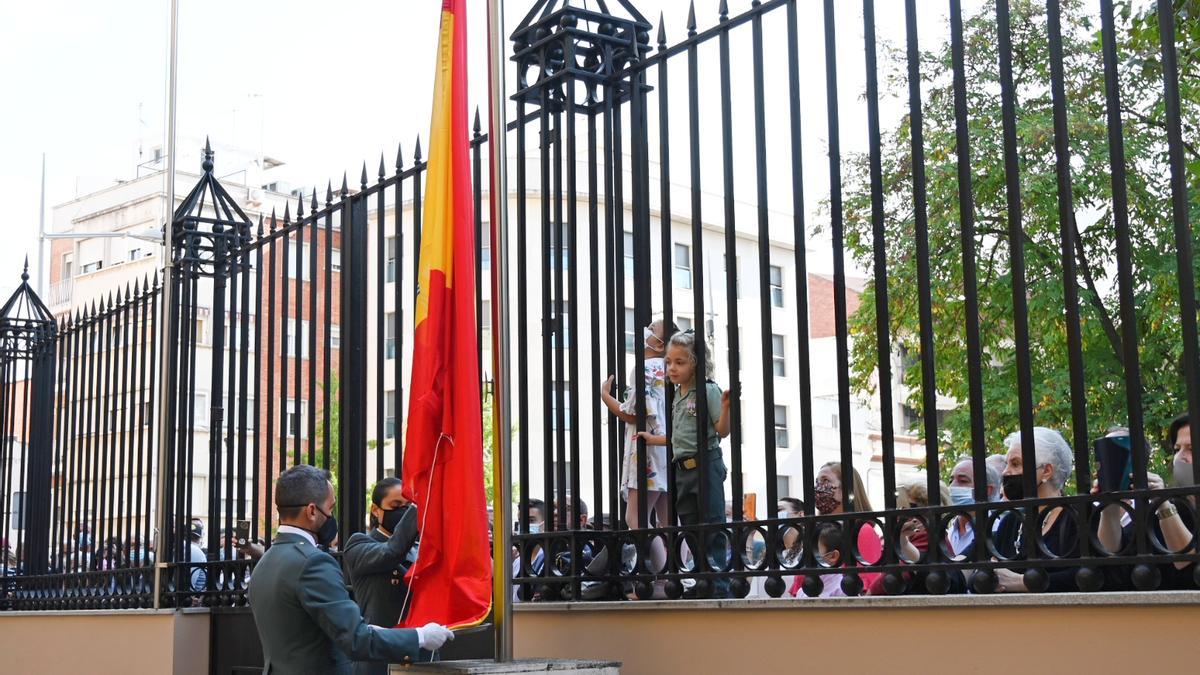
[342,507,420,675]
[248,531,420,674]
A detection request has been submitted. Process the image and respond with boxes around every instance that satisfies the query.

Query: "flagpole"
[485,0,513,663]
[152,0,179,611]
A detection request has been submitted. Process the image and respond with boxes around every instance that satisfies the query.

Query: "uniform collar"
[277,524,317,547]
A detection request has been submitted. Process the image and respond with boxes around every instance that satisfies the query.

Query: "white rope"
[400,431,452,624]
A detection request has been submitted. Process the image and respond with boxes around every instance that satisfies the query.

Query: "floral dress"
[619,357,669,497]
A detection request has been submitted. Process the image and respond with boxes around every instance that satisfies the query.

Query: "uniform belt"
[675,457,698,470]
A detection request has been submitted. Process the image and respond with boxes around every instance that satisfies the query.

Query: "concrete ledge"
[395,659,620,674]
[515,589,1200,612]
[0,607,210,674]
[514,591,1200,672]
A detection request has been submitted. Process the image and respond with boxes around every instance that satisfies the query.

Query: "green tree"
[831,0,1200,486]
[315,373,340,482]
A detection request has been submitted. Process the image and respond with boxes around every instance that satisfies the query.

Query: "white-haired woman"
[993,426,1079,592]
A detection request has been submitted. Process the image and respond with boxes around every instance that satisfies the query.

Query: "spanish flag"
[400,0,491,629]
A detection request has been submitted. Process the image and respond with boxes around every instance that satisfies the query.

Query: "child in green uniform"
[636,330,732,526]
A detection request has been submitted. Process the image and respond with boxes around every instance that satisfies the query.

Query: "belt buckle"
[681,458,698,470]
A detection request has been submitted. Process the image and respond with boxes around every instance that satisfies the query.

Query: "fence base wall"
[513,592,1200,672]
[0,608,209,675]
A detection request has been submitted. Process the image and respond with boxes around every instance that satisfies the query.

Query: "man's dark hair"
[778,497,805,515]
[525,499,545,522]
[1169,413,1190,451]
[276,465,333,520]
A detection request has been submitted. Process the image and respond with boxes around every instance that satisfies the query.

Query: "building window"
[10,492,24,530]
[624,308,636,353]
[385,391,397,439]
[285,319,311,360]
[287,240,311,281]
[772,334,786,377]
[332,248,342,273]
[386,313,396,359]
[623,232,634,277]
[551,382,572,431]
[62,252,74,279]
[331,325,341,349]
[282,399,308,439]
[241,398,256,431]
[776,475,792,501]
[769,265,784,308]
[81,260,103,275]
[774,405,789,449]
[549,224,571,270]
[228,315,255,353]
[554,301,571,343]
[481,240,491,270]
[675,316,693,333]
[673,243,692,289]
[481,300,492,331]
[194,393,209,430]
[386,238,397,283]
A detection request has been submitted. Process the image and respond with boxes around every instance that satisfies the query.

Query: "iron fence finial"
[474,107,482,136]
[283,202,291,225]
[396,143,405,172]
[311,187,318,213]
[378,153,387,181]
[21,255,29,282]
[202,137,214,173]
[688,1,697,35]
[326,181,334,204]
[360,162,369,190]
[340,173,349,198]
[297,191,305,219]
[414,135,423,162]
[657,13,667,48]
[719,0,729,21]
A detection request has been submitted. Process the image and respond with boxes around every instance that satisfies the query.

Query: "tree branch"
[1071,213,1125,366]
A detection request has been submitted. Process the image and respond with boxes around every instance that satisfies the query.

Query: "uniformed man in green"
[248,465,453,674]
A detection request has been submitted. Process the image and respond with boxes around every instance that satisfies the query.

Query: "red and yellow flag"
[400,0,491,630]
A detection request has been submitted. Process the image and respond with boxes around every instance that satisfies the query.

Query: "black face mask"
[1002,474,1024,501]
[380,505,411,534]
[314,505,339,548]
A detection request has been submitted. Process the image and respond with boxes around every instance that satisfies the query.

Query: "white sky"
[0,0,987,300]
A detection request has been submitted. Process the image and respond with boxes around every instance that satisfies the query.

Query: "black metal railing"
[2,0,1198,611]
[508,0,1200,600]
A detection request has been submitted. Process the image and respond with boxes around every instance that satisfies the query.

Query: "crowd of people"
[566,318,1200,598]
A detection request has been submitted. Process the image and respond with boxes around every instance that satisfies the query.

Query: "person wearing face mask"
[512,500,546,602]
[248,465,452,673]
[945,459,1002,559]
[601,320,675,598]
[1096,415,1196,590]
[342,477,423,674]
[795,524,847,598]
[788,462,881,597]
[992,427,1082,593]
[867,478,969,596]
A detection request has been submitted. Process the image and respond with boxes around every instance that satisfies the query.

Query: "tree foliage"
[830,0,1200,484]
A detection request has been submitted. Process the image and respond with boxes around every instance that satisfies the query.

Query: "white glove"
[415,623,455,651]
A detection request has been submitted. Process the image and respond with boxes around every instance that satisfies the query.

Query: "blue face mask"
[949,486,974,506]
[528,522,543,534]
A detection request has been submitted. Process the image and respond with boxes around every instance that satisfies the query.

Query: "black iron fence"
[0,270,162,609]
[507,0,1200,600]
[1,0,1198,612]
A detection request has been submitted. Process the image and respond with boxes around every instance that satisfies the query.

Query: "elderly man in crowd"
[946,458,1002,558]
